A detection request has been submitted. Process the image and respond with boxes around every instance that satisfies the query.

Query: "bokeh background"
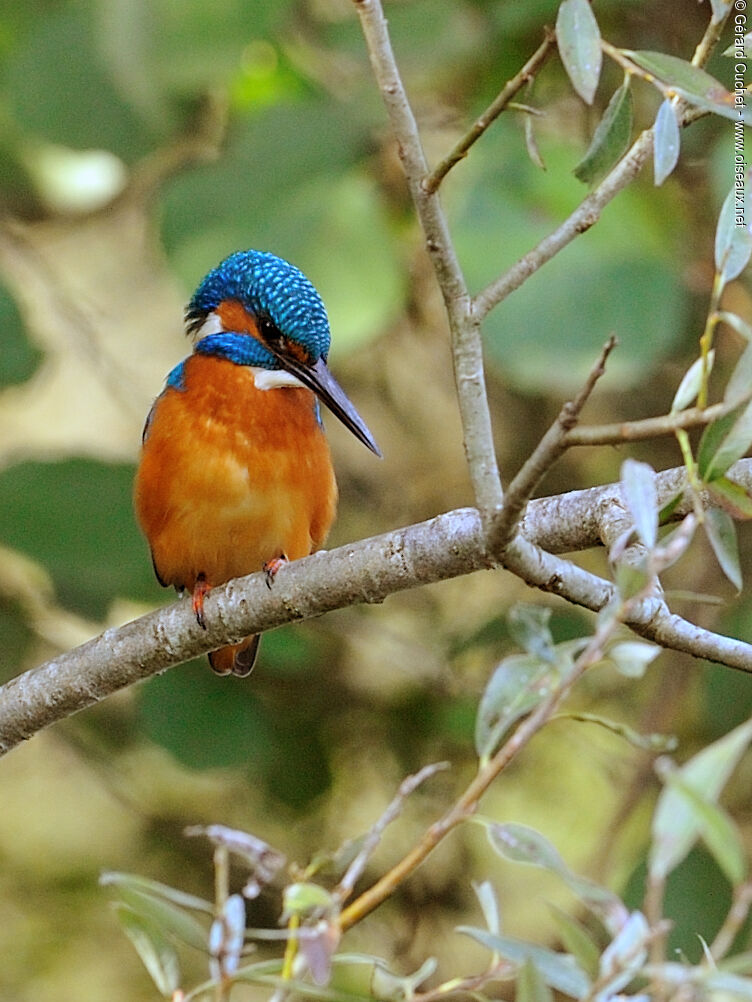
[1,0,752,998]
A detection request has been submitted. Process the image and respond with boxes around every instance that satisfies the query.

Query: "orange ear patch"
[216,299,260,337]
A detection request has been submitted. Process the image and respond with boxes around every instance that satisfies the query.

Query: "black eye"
[257,315,285,350]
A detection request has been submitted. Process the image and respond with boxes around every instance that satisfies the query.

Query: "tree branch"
[5,456,752,757]
[471,5,730,323]
[352,0,503,523]
[422,28,556,194]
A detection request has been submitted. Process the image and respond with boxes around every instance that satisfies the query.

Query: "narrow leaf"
[115,904,181,996]
[101,871,213,913]
[650,718,752,879]
[626,50,750,124]
[725,343,752,406]
[659,489,685,524]
[653,99,680,185]
[517,957,554,1002]
[508,605,555,661]
[698,401,752,482]
[486,821,628,932]
[718,310,752,341]
[107,884,208,952]
[574,79,633,183]
[709,0,731,26]
[598,911,649,997]
[723,32,752,59]
[666,774,747,885]
[457,926,591,998]
[473,880,501,936]
[548,906,601,977]
[556,0,602,104]
[704,972,752,998]
[716,185,752,283]
[475,653,558,761]
[708,476,752,519]
[704,507,742,590]
[620,459,658,548]
[671,351,713,412]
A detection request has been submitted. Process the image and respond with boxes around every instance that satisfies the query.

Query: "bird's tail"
[208,635,261,677]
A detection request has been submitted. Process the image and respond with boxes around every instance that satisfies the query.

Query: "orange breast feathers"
[133,353,338,595]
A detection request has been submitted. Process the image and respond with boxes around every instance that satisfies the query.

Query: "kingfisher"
[134,250,380,677]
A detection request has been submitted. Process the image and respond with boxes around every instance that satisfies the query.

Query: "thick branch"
[4,457,752,756]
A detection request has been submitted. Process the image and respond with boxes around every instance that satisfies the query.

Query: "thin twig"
[710,881,752,961]
[485,336,616,557]
[423,29,556,194]
[338,591,644,931]
[563,400,740,447]
[334,761,450,903]
[471,7,732,323]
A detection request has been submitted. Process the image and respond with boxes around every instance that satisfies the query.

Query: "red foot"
[263,554,288,589]
[192,573,211,629]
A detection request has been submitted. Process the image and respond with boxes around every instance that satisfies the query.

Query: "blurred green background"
[1,0,751,998]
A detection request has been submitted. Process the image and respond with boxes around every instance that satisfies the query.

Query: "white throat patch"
[252,367,305,391]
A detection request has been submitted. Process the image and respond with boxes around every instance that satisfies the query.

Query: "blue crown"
[186,250,331,361]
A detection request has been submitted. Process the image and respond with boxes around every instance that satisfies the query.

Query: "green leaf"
[704,507,742,590]
[517,957,553,1002]
[282,882,334,920]
[598,911,649,995]
[707,476,752,518]
[653,98,681,186]
[710,0,732,24]
[475,653,558,761]
[106,883,208,952]
[457,927,591,998]
[607,641,661,679]
[650,718,752,880]
[725,343,752,406]
[574,79,632,183]
[101,872,213,914]
[724,32,752,59]
[698,401,752,482]
[718,310,752,341]
[620,459,658,548]
[472,880,501,937]
[485,821,628,932]
[556,0,602,105]
[548,906,601,977]
[716,185,752,283]
[115,905,181,997]
[659,489,685,524]
[671,352,713,412]
[507,604,555,662]
[703,972,752,998]
[626,50,750,124]
[663,774,747,885]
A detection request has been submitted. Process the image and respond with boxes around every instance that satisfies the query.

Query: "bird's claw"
[192,574,211,629]
[263,555,288,589]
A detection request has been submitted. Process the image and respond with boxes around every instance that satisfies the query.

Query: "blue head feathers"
[186,250,331,362]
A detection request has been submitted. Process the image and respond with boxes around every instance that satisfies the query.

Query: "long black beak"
[276,353,382,457]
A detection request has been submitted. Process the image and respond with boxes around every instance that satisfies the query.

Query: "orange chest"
[134,355,338,586]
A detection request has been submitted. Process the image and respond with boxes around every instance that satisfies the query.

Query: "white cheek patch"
[252,367,305,391]
[196,311,224,337]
